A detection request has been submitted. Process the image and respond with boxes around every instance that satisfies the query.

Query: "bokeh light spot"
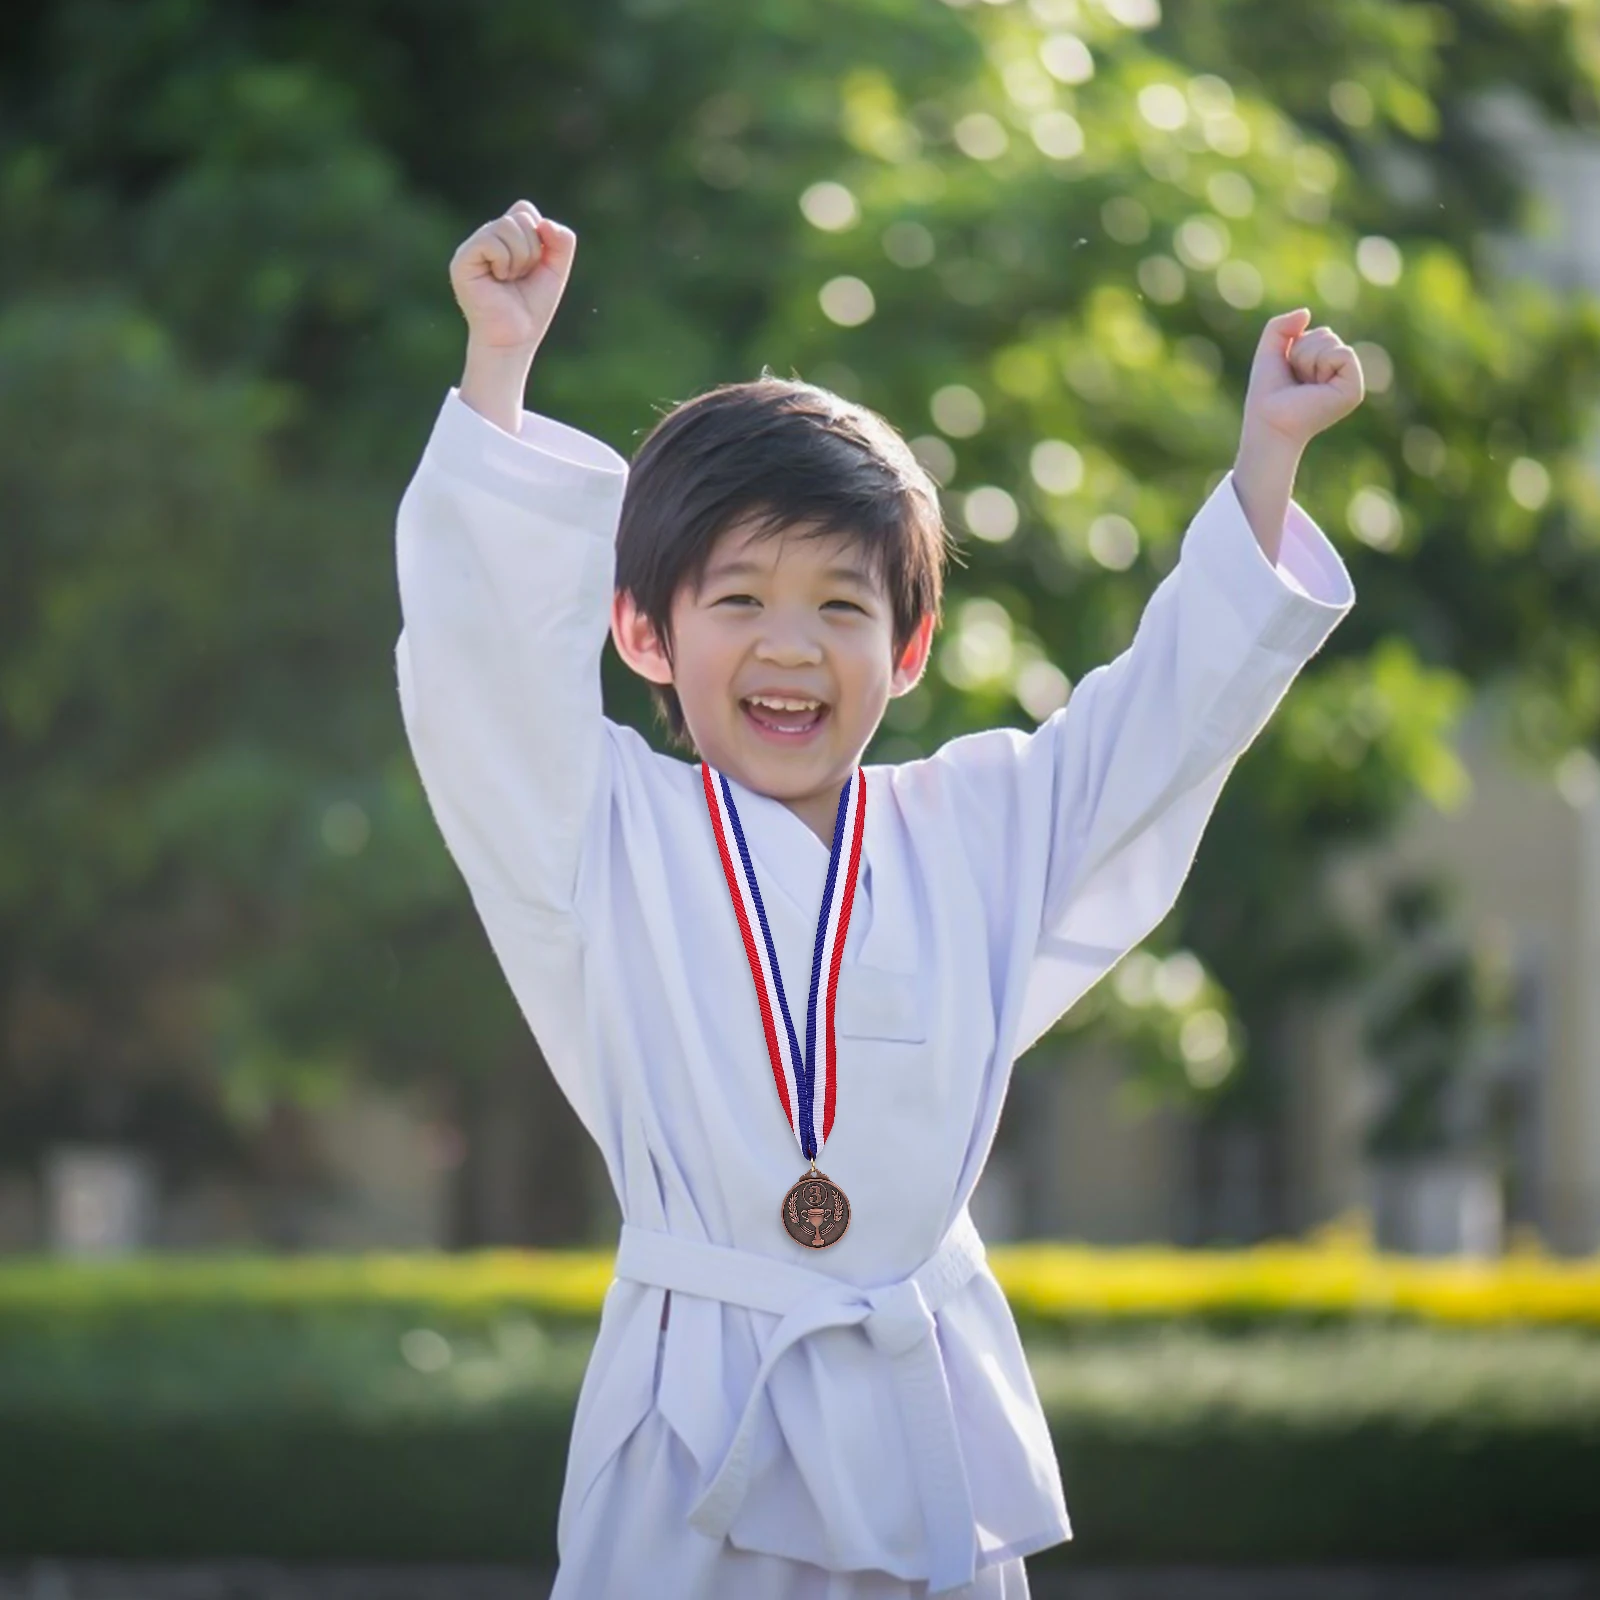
[1508,456,1551,511]
[1039,33,1094,85]
[1348,485,1402,551]
[1030,439,1084,494]
[1138,83,1189,132]
[1088,513,1140,570]
[882,220,935,267]
[819,276,876,326]
[800,181,859,232]
[931,383,986,437]
[1356,235,1403,286]
[964,485,1020,542]
[954,112,1009,160]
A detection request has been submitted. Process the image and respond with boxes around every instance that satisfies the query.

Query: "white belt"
[613,1211,988,1595]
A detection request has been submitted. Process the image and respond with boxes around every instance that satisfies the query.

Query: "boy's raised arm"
[920,312,1363,1057]
[394,203,627,922]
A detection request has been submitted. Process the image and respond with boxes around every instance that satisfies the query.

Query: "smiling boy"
[395,200,1360,1598]
[608,372,943,846]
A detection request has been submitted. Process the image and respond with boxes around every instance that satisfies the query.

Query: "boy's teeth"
[744,695,826,734]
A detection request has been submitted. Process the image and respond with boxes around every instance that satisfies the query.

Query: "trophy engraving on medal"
[782,1171,851,1249]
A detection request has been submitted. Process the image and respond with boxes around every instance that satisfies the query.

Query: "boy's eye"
[712,594,867,612]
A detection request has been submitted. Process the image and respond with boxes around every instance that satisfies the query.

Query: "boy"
[395,199,1361,1598]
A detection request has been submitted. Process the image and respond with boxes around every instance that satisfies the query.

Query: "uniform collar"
[718,768,878,950]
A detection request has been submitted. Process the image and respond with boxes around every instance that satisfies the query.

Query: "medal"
[700,762,865,1248]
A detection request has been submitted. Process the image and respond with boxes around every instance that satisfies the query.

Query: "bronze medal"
[781,1167,851,1249]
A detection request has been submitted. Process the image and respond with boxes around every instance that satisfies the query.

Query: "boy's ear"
[610,590,675,686]
[889,612,936,696]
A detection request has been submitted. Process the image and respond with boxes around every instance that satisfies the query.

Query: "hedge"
[3,1267,1599,1565]
[6,1226,1600,1329]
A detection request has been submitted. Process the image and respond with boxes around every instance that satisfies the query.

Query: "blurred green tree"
[2,0,1597,1242]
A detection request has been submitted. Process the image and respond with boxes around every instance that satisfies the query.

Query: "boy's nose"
[754,622,824,665]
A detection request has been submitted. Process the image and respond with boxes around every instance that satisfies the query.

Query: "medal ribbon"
[700,764,866,1163]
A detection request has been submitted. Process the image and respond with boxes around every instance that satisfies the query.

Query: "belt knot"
[864,1277,935,1357]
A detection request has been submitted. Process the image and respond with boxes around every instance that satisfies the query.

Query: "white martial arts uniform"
[394,388,1355,1598]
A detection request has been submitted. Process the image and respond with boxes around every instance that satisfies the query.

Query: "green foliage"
[2,1305,1598,1562]
[4,0,1600,1216]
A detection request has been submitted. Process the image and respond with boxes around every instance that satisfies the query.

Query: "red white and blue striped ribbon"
[700,764,867,1163]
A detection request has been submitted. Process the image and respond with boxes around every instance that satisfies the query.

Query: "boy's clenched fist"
[1243,307,1365,447]
[450,200,577,355]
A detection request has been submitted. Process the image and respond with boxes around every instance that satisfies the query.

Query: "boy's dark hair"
[615,375,951,750]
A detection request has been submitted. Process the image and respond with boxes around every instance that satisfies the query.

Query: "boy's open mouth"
[741,694,829,739]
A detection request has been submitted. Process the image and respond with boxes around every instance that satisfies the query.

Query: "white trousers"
[550,1407,1031,1600]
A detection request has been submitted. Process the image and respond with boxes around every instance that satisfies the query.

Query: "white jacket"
[394,387,1355,1593]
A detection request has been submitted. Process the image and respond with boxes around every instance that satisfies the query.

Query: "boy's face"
[612,518,933,837]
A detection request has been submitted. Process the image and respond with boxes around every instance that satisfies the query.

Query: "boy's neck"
[785,792,842,851]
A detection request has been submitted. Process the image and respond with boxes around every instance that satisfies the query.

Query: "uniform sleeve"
[924,470,1355,1058]
[394,387,628,924]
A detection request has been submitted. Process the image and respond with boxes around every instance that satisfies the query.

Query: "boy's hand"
[449,200,576,355]
[1242,308,1365,448]
[1230,311,1364,562]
